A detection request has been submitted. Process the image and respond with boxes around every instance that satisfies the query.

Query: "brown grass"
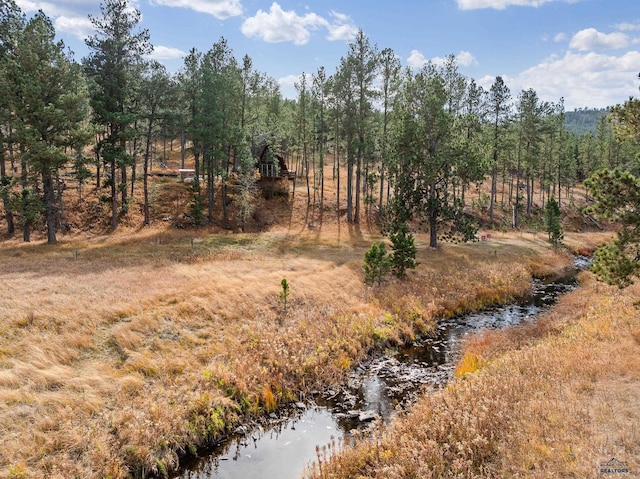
[0,213,583,478]
[0,152,618,477]
[305,273,640,479]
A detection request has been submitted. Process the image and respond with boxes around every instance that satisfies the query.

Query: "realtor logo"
[600,457,630,474]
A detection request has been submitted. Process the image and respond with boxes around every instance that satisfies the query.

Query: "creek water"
[174,273,580,479]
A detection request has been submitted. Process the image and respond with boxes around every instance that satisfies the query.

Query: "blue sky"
[16,0,640,110]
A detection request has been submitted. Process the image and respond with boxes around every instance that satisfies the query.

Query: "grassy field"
[0,153,629,477]
[0,210,614,478]
[305,265,640,479]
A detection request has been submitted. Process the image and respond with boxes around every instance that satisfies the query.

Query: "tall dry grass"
[305,272,640,478]
[0,229,578,478]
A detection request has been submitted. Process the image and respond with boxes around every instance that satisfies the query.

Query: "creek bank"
[173,265,582,478]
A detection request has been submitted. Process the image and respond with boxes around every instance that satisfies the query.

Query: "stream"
[174,268,582,479]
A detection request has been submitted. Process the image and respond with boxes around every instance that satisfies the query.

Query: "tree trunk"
[20,153,30,242]
[207,156,214,225]
[347,153,353,222]
[514,137,522,229]
[1,147,15,235]
[95,138,101,193]
[429,182,438,248]
[557,161,562,208]
[120,140,127,214]
[130,130,138,199]
[336,148,340,217]
[43,172,57,244]
[354,152,361,223]
[526,175,532,216]
[222,179,228,223]
[378,161,385,215]
[143,117,154,225]
[335,118,340,214]
[181,128,185,169]
[489,165,497,225]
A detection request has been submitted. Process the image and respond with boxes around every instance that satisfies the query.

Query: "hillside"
[564,107,611,135]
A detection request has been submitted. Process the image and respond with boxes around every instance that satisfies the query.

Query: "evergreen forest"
[1,0,639,247]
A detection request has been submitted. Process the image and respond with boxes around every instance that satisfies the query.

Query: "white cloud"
[54,15,95,40]
[326,11,358,41]
[329,11,350,24]
[241,3,356,45]
[241,2,327,45]
[150,0,242,19]
[615,22,640,32]
[479,50,640,109]
[407,50,429,68]
[279,74,301,87]
[570,28,629,51]
[278,74,302,99]
[554,32,567,42]
[16,0,66,16]
[407,50,477,69]
[16,1,97,41]
[456,50,478,66]
[456,0,578,10]
[149,45,187,60]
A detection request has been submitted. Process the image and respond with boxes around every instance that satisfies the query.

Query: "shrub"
[544,197,563,247]
[363,242,391,285]
[389,222,418,279]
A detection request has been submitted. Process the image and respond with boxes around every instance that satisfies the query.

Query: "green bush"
[389,222,418,279]
[363,242,391,285]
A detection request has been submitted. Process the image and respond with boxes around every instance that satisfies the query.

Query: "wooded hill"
[564,107,611,135]
[1,0,639,247]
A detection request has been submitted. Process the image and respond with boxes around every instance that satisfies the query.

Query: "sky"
[14,0,640,110]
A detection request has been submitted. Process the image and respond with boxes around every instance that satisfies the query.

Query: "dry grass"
[0,215,580,478]
[0,154,617,477]
[305,273,640,479]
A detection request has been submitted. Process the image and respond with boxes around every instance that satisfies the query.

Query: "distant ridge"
[564,107,610,135]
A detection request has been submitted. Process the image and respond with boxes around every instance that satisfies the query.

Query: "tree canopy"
[0,1,639,248]
[586,168,640,287]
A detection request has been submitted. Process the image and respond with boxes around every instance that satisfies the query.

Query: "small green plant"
[477,192,490,210]
[279,278,290,312]
[544,197,563,247]
[363,242,391,285]
[8,464,27,479]
[155,459,167,477]
[389,222,418,279]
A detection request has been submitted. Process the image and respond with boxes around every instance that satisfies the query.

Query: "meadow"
[0,212,613,478]
[306,270,640,478]
[0,159,630,477]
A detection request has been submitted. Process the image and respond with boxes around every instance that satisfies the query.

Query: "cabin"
[254,141,295,181]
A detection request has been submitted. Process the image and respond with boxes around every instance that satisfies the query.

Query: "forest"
[1,0,638,248]
[2,0,640,478]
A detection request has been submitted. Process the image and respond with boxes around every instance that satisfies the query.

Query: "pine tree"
[0,0,24,235]
[544,197,563,247]
[585,169,640,288]
[487,76,511,224]
[84,0,151,231]
[389,223,418,279]
[363,242,391,285]
[8,11,89,243]
[139,61,172,225]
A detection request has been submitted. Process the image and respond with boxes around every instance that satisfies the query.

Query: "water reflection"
[179,408,341,479]
[175,276,577,478]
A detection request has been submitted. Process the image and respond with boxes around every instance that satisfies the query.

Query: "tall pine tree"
[84,0,151,230]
